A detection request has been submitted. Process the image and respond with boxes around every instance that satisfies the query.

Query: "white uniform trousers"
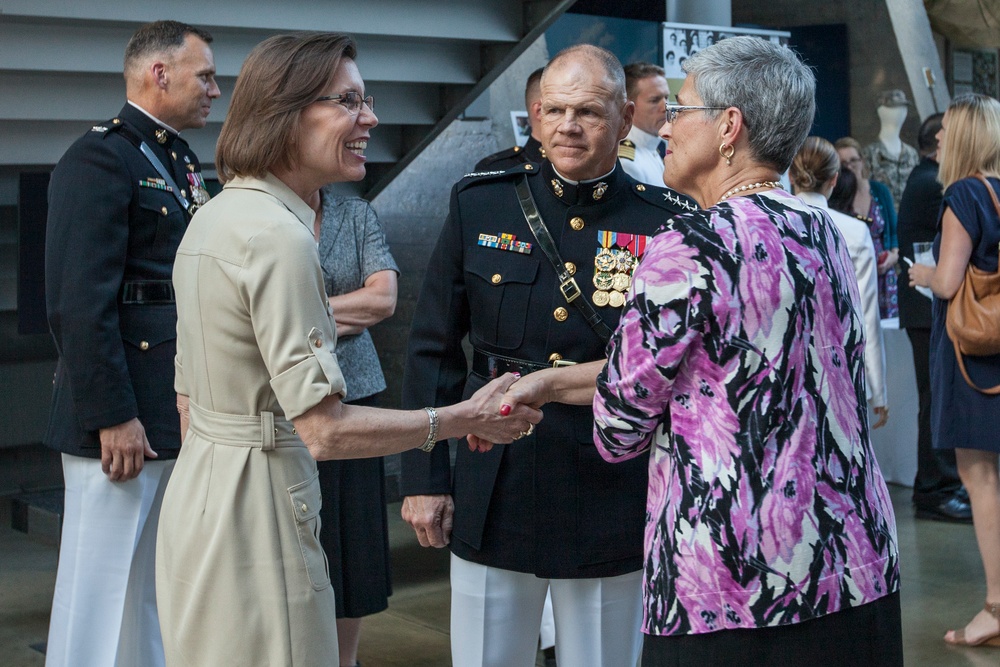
[46,454,173,667]
[450,554,643,667]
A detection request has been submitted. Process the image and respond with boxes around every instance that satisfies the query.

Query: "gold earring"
[719,143,735,166]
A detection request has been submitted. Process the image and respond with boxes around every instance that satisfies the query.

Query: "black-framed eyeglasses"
[664,104,728,124]
[315,91,375,114]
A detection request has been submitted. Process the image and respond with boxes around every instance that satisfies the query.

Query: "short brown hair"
[623,62,665,101]
[938,93,1000,188]
[124,21,213,78]
[834,136,869,178]
[216,32,357,182]
[790,136,840,193]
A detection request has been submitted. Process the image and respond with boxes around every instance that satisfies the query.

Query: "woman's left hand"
[908,262,934,288]
[872,405,889,429]
[877,248,899,275]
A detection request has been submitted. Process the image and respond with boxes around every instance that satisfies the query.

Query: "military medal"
[595,248,616,271]
[614,249,635,272]
[594,230,652,308]
[187,172,211,206]
[593,271,614,290]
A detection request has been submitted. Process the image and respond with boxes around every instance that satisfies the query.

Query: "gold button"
[570,217,584,231]
[300,503,308,513]
[564,262,576,276]
[112,118,121,124]
[553,307,568,322]
[180,189,187,197]
[525,164,534,171]
[636,184,646,192]
[491,273,502,284]
[161,206,168,215]
[548,352,563,363]
[171,151,178,160]
[314,338,323,348]
[139,341,150,351]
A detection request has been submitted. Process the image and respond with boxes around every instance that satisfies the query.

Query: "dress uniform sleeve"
[45,136,139,431]
[399,186,471,495]
[241,221,347,420]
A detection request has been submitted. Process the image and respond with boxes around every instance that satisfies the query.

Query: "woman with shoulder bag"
[909,92,1000,648]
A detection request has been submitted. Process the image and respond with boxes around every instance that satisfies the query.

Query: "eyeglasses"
[664,104,728,124]
[315,92,375,114]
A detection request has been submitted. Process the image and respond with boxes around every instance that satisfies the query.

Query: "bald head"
[543,45,627,106]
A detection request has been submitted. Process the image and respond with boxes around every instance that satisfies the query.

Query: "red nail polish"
[500,404,512,416]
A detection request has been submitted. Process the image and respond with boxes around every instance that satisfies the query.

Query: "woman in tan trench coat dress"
[156,33,540,666]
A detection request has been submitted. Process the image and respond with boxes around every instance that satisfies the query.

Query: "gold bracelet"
[419,407,439,452]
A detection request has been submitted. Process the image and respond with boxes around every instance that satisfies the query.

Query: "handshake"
[457,372,543,453]
[462,360,602,452]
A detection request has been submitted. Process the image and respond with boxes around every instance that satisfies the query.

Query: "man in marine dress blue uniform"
[43,20,219,667]
[618,62,671,186]
[400,44,696,667]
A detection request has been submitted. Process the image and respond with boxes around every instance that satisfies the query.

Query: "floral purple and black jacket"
[594,189,900,636]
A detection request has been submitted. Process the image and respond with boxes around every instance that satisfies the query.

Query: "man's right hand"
[99,418,157,482]
[402,494,454,548]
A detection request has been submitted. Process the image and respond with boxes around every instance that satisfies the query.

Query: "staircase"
[0,0,575,197]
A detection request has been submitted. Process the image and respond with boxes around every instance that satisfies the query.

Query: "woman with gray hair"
[494,36,902,664]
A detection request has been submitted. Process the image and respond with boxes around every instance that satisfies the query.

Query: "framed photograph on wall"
[510,111,530,147]
[662,22,790,93]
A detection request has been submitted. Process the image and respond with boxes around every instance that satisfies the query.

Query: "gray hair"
[682,36,815,172]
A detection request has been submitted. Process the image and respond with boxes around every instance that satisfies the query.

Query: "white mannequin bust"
[876,105,907,159]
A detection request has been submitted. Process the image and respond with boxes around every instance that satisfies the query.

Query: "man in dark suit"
[897,112,970,523]
[43,20,219,666]
[476,66,545,171]
[400,44,696,667]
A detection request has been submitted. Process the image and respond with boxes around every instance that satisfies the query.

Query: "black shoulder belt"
[514,175,613,342]
[116,124,194,216]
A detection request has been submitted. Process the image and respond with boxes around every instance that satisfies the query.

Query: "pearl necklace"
[717,180,781,204]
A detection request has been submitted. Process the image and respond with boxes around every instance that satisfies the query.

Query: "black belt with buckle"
[121,280,175,304]
[472,349,575,379]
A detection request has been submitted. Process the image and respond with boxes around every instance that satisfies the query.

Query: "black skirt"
[641,592,903,667]
[316,393,392,618]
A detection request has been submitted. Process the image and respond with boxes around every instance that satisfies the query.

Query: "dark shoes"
[914,493,973,523]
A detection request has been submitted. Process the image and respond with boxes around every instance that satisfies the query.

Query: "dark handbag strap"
[514,175,613,341]
[951,174,1000,394]
[952,337,1000,394]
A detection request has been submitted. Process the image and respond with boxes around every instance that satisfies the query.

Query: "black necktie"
[657,141,666,159]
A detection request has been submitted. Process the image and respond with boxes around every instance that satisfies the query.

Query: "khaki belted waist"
[188,401,303,451]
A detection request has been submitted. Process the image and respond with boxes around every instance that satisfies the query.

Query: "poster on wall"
[510,111,530,148]
[662,23,790,90]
